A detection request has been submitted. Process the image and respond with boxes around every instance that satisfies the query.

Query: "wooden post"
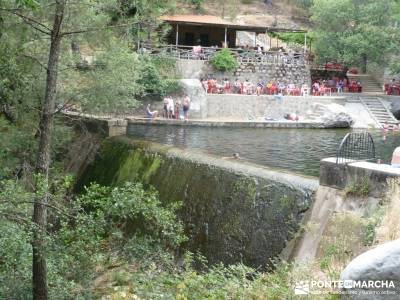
[137,23,140,50]
[269,32,271,50]
[175,24,179,47]
[224,27,227,47]
[304,33,307,53]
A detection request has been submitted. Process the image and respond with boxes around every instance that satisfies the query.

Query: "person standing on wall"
[183,94,191,121]
[167,96,174,119]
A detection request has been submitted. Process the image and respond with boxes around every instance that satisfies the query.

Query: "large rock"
[391,100,400,120]
[340,239,400,299]
[179,79,207,119]
[313,103,353,128]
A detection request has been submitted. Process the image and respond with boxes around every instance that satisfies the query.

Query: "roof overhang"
[160,15,307,34]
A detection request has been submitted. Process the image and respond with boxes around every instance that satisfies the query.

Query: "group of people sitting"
[385,79,400,96]
[201,78,311,96]
[312,77,362,95]
[146,95,191,120]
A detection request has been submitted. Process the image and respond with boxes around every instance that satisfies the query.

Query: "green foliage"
[319,243,340,275]
[73,41,141,114]
[186,0,205,10]
[0,173,299,299]
[0,177,187,298]
[0,115,73,180]
[269,31,308,46]
[311,0,400,70]
[363,221,376,246]
[210,48,238,72]
[77,182,187,247]
[0,221,33,298]
[287,0,314,10]
[94,255,296,299]
[390,61,400,75]
[117,0,177,44]
[15,0,39,9]
[136,55,181,98]
[0,117,35,179]
[344,177,371,197]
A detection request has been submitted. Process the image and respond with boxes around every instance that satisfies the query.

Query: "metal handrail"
[139,43,307,65]
[336,132,376,165]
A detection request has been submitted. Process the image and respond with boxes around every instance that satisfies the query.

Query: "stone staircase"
[360,97,399,128]
[347,74,383,94]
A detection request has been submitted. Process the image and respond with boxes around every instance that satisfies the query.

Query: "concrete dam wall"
[77,137,318,268]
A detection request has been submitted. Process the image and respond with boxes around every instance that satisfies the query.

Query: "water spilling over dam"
[76,137,319,269]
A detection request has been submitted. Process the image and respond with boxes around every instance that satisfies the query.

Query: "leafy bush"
[288,0,314,10]
[344,177,371,197]
[77,182,187,247]
[268,31,308,46]
[0,178,186,298]
[187,0,205,10]
[210,49,238,72]
[136,55,181,98]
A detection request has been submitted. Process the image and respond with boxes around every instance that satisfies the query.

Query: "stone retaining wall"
[234,61,311,87]
[77,137,318,269]
[62,113,127,137]
[320,158,400,197]
[127,118,331,129]
[176,58,311,86]
[206,94,346,120]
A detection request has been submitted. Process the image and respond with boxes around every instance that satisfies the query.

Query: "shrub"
[187,0,205,10]
[268,31,308,46]
[344,177,370,197]
[136,55,181,97]
[210,48,238,72]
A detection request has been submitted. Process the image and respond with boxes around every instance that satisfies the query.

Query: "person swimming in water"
[222,153,241,160]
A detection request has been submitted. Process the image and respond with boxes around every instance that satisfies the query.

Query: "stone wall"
[176,59,208,79]
[320,158,400,197]
[77,137,318,269]
[206,94,346,120]
[234,61,311,87]
[176,58,311,86]
[62,113,127,137]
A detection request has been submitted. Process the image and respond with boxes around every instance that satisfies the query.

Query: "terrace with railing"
[139,43,308,66]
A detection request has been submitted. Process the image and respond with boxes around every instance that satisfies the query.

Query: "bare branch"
[0,199,74,218]
[0,8,52,35]
[61,21,140,36]
[0,211,30,225]
[21,54,48,70]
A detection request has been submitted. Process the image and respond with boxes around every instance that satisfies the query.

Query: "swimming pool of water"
[127,125,400,177]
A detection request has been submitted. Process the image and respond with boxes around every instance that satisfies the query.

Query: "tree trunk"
[32,1,66,299]
[361,53,367,74]
[1,103,16,123]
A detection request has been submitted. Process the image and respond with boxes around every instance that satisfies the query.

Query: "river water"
[127,125,400,177]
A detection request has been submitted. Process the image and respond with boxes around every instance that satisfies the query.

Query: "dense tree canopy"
[0,0,180,298]
[2,0,400,298]
[311,0,400,71]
